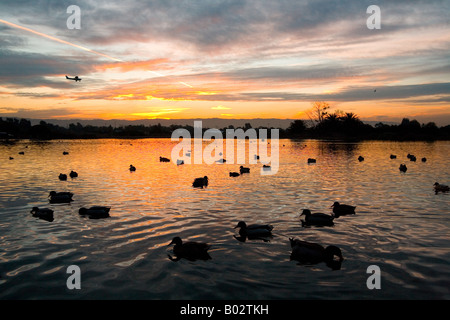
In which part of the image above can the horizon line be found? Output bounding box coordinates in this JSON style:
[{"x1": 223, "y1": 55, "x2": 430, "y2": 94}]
[{"x1": 2, "y1": 116, "x2": 446, "y2": 127}]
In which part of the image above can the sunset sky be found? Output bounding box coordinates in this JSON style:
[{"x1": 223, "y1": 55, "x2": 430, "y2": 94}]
[{"x1": 0, "y1": 0, "x2": 449, "y2": 125}]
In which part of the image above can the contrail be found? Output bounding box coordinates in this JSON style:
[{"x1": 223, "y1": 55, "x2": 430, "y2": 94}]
[
  {"x1": 0, "y1": 19, "x2": 192, "y2": 88},
  {"x1": 0, "y1": 19, "x2": 122, "y2": 62}
]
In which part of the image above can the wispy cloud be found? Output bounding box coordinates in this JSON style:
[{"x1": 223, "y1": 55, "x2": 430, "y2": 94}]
[{"x1": 131, "y1": 108, "x2": 190, "y2": 119}]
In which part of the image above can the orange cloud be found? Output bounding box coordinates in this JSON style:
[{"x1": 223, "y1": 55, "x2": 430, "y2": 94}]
[
  {"x1": 131, "y1": 108, "x2": 190, "y2": 119},
  {"x1": 98, "y1": 58, "x2": 170, "y2": 72}
]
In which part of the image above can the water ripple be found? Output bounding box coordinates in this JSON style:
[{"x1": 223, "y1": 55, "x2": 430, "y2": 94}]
[{"x1": 0, "y1": 139, "x2": 449, "y2": 299}]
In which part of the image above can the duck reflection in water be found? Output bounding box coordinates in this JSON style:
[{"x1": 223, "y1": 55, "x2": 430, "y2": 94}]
[
  {"x1": 167, "y1": 236, "x2": 212, "y2": 262},
  {"x1": 289, "y1": 238, "x2": 344, "y2": 270}
]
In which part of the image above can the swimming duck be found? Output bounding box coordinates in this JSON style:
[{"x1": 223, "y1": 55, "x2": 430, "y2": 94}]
[
  {"x1": 63, "y1": 151, "x2": 69, "y2": 155},
  {"x1": 30, "y1": 207, "x2": 54, "y2": 222},
  {"x1": 48, "y1": 191, "x2": 73, "y2": 203},
  {"x1": 331, "y1": 202, "x2": 356, "y2": 217},
  {"x1": 216, "y1": 158, "x2": 226, "y2": 163},
  {"x1": 193, "y1": 176, "x2": 208, "y2": 188},
  {"x1": 59, "y1": 173, "x2": 68, "y2": 181},
  {"x1": 129, "y1": 164, "x2": 136, "y2": 171},
  {"x1": 300, "y1": 209, "x2": 334, "y2": 227},
  {"x1": 79, "y1": 206, "x2": 110, "y2": 219},
  {"x1": 307, "y1": 158, "x2": 316, "y2": 164},
  {"x1": 262, "y1": 165, "x2": 271, "y2": 170},
  {"x1": 229, "y1": 172, "x2": 240, "y2": 177},
  {"x1": 434, "y1": 182, "x2": 449, "y2": 194},
  {"x1": 69, "y1": 170, "x2": 78, "y2": 178},
  {"x1": 289, "y1": 238, "x2": 343, "y2": 270},
  {"x1": 239, "y1": 166, "x2": 250, "y2": 174},
  {"x1": 421, "y1": 157, "x2": 427, "y2": 162},
  {"x1": 168, "y1": 236, "x2": 211, "y2": 261},
  {"x1": 177, "y1": 160, "x2": 184, "y2": 165},
  {"x1": 399, "y1": 164, "x2": 407, "y2": 172},
  {"x1": 409, "y1": 155, "x2": 417, "y2": 162},
  {"x1": 390, "y1": 155, "x2": 397, "y2": 159},
  {"x1": 18, "y1": 151, "x2": 24, "y2": 155},
  {"x1": 234, "y1": 221, "x2": 273, "y2": 238},
  {"x1": 9, "y1": 157, "x2": 13, "y2": 160},
  {"x1": 358, "y1": 156, "x2": 364, "y2": 162},
  {"x1": 159, "y1": 156, "x2": 170, "y2": 162}
]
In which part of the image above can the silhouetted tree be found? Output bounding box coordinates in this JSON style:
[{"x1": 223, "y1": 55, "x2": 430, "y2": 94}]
[
  {"x1": 422, "y1": 122, "x2": 439, "y2": 137},
  {"x1": 287, "y1": 120, "x2": 306, "y2": 136},
  {"x1": 304, "y1": 101, "x2": 331, "y2": 126}
]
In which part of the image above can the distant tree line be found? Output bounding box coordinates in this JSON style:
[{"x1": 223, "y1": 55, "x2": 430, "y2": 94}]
[
  {"x1": 0, "y1": 118, "x2": 179, "y2": 139},
  {"x1": 1, "y1": 115, "x2": 449, "y2": 141},
  {"x1": 285, "y1": 102, "x2": 450, "y2": 140}
]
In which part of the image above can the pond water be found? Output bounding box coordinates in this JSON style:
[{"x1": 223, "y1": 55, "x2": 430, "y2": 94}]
[{"x1": 0, "y1": 139, "x2": 449, "y2": 299}]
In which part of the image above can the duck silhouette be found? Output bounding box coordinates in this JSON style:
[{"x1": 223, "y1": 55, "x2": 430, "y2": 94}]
[
  {"x1": 159, "y1": 156, "x2": 170, "y2": 162},
  {"x1": 193, "y1": 176, "x2": 208, "y2": 188},
  {"x1": 434, "y1": 182, "x2": 449, "y2": 194},
  {"x1": 30, "y1": 207, "x2": 54, "y2": 222},
  {"x1": 69, "y1": 170, "x2": 78, "y2": 178},
  {"x1": 48, "y1": 191, "x2": 73, "y2": 203},
  {"x1": 300, "y1": 209, "x2": 334, "y2": 227},
  {"x1": 229, "y1": 172, "x2": 240, "y2": 177},
  {"x1": 129, "y1": 165, "x2": 136, "y2": 171},
  {"x1": 79, "y1": 206, "x2": 110, "y2": 219},
  {"x1": 168, "y1": 236, "x2": 211, "y2": 261},
  {"x1": 358, "y1": 156, "x2": 364, "y2": 162},
  {"x1": 399, "y1": 164, "x2": 407, "y2": 173},
  {"x1": 307, "y1": 158, "x2": 316, "y2": 164},
  {"x1": 234, "y1": 221, "x2": 273, "y2": 241},
  {"x1": 59, "y1": 173, "x2": 68, "y2": 181},
  {"x1": 289, "y1": 238, "x2": 343, "y2": 270},
  {"x1": 331, "y1": 202, "x2": 356, "y2": 218},
  {"x1": 239, "y1": 166, "x2": 250, "y2": 174},
  {"x1": 390, "y1": 154, "x2": 397, "y2": 159}
]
